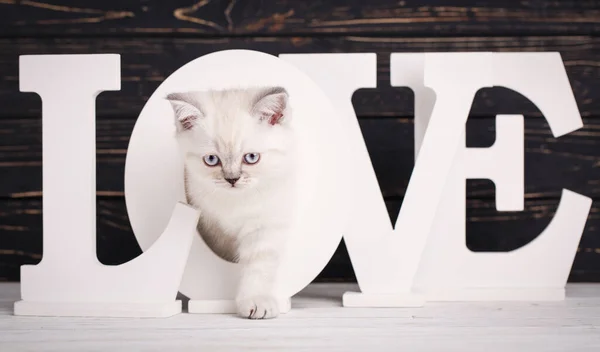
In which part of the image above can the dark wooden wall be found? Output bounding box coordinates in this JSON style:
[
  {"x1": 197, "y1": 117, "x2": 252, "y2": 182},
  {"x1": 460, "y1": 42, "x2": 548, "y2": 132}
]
[{"x1": 0, "y1": 0, "x2": 599, "y2": 282}]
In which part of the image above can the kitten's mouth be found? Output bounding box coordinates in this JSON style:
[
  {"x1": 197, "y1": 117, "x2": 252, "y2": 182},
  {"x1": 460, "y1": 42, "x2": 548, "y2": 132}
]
[
  {"x1": 217, "y1": 180, "x2": 247, "y2": 189},
  {"x1": 223, "y1": 183, "x2": 242, "y2": 189}
]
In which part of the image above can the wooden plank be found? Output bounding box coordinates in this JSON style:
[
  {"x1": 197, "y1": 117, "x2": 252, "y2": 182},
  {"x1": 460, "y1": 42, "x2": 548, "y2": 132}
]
[
  {"x1": 0, "y1": 199, "x2": 142, "y2": 282},
  {"x1": 1, "y1": 283, "x2": 600, "y2": 351},
  {"x1": 0, "y1": 119, "x2": 132, "y2": 198},
  {"x1": 0, "y1": 198, "x2": 598, "y2": 282},
  {"x1": 0, "y1": 117, "x2": 598, "y2": 199},
  {"x1": 1, "y1": 36, "x2": 599, "y2": 118},
  {"x1": 0, "y1": 0, "x2": 598, "y2": 37}
]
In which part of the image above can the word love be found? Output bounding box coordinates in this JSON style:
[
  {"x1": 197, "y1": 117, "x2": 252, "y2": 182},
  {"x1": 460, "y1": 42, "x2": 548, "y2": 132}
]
[{"x1": 14, "y1": 50, "x2": 591, "y2": 318}]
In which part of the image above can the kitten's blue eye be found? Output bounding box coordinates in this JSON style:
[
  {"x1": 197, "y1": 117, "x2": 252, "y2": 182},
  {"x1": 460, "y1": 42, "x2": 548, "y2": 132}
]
[
  {"x1": 243, "y1": 153, "x2": 260, "y2": 165},
  {"x1": 203, "y1": 154, "x2": 220, "y2": 167}
]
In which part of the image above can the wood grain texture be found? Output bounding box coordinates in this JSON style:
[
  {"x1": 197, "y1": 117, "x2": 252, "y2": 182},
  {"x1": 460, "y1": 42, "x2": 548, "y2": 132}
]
[
  {"x1": 0, "y1": 117, "x2": 598, "y2": 199},
  {"x1": 0, "y1": 199, "x2": 141, "y2": 281},
  {"x1": 1, "y1": 282, "x2": 600, "y2": 351},
  {"x1": 1, "y1": 36, "x2": 599, "y2": 118},
  {"x1": 0, "y1": 198, "x2": 598, "y2": 282},
  {"x1": 0, "y1": 0, "x2": 598, "y2": 36}
]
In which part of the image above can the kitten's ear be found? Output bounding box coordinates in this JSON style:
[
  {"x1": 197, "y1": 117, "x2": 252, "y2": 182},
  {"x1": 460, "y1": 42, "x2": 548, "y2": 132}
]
[
  {"x1": 166, "y1": 92, "x2": 204, "y2": 131},
  {"x1": 252, "y1": 87, "x2": 289, "y2": 126}
]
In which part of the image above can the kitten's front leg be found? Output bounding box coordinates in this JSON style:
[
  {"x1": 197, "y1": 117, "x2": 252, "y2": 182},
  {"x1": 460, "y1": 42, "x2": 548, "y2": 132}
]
[{"x1": 235, "y1": 228, "x2": 284, "y2": 319}]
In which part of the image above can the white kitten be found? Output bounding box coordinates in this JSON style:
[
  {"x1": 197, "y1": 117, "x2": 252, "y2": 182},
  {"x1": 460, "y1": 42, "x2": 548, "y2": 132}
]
[{"x1": 167, "y1": 87, "x2": 296, "y2": 319}]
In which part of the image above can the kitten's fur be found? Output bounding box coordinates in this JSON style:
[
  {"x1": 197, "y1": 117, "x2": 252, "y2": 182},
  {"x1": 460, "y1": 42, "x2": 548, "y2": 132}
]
[{"x1": 167, "y1": 87, "x2": 296, "y2": 319}]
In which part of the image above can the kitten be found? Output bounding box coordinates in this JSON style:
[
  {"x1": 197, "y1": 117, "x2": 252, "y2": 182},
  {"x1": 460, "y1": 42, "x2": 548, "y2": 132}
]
[{"x1": 167, "y1": 86, "x2": 296, "y2": 319}]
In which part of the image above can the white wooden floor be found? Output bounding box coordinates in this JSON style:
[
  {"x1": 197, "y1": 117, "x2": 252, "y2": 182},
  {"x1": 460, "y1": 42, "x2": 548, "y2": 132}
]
[{"x1": 1, "y1": 283, "x2": 599, "y2": 351}]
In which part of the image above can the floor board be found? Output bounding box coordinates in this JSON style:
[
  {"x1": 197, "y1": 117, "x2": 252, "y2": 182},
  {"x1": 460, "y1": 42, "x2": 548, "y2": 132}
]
[{"x1": 0, "y1": 283, "x2": 599, "y2": 351}]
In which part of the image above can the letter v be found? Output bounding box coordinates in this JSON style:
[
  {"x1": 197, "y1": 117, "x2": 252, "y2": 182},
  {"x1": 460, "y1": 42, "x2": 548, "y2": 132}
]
[{"x1": 282, "y1": 53, "x2": 493, "y2": 307}]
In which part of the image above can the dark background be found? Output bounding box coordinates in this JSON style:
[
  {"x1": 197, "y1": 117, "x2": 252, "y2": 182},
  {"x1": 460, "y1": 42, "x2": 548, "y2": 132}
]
[{"x1": 0, "y1": 0, "x2": 599, "y2": 282}]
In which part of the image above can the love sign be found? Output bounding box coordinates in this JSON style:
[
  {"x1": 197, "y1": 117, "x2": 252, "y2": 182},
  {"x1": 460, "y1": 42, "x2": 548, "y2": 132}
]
[{"x1": 13, "y1": 50, "x2": 592, "y2": 318}]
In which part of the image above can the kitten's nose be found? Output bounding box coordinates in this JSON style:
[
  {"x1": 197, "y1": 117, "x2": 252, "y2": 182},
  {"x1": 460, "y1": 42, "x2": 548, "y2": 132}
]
[{"x1": 225, "y1": 177, "x2": 240, "y2": 186}]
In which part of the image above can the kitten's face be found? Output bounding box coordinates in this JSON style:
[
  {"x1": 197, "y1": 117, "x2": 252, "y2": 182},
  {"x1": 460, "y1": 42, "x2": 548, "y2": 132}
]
[{"x1": 167, "y1": 87, "x2": 293, "y2": 193}]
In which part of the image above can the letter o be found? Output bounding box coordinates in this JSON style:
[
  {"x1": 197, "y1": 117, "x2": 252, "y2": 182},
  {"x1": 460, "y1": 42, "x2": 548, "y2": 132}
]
[{"x1": 124, "y1": 50, "x2": 352, "y2": 302}]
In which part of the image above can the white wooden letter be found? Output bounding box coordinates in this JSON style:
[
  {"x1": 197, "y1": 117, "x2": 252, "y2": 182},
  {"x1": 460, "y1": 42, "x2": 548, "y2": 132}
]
[
  {"x1": 392, "y1": 52, "x2": 592, "y2": 301},
  {"x1": 125, "y1": 50, "x2": 351, "y2": 314},
  {"x1": 15, "y1": 54, "x2": 200, "y2": 318},
  {"x1": 283, "y1": 53, "x2": 494, "y2": 307}
]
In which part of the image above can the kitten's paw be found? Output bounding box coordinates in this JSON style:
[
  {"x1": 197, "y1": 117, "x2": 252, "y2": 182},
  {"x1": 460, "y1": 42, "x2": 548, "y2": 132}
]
[{"x1": 236, "y1": 295, "x2": 279, "y2": 319}]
